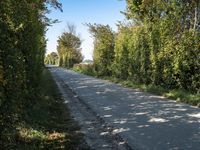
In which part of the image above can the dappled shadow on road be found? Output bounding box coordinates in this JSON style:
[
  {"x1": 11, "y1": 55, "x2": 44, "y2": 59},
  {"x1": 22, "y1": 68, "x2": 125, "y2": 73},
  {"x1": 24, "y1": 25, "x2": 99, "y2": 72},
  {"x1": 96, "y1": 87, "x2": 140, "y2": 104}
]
[{"x1": 52, "y1": 68, "x2": 200, "y2": 150}]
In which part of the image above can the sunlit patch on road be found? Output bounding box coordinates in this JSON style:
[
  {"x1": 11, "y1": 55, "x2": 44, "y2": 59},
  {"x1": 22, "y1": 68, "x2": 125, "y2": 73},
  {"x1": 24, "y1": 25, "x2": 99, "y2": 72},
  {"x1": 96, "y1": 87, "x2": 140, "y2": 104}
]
[{"x1": 148, "y1": 117, "x2": 169, "y2": 123}]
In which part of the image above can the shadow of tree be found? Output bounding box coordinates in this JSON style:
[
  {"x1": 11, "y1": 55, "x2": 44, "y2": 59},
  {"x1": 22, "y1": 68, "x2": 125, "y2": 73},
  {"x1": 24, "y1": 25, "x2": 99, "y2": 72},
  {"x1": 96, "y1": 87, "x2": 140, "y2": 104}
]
[{"x1": 54, "y1": 68, "x2": 200, "y2": 150}]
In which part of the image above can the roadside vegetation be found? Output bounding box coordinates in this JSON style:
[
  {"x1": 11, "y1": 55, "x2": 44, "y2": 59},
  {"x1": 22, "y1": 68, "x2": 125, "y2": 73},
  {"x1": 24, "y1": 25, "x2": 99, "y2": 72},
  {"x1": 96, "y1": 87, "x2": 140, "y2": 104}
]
[
  {"x1": 57, "y1": 23, "x2": 83, "y2": 68},
  {"x1": 1, "y1": 69, "x2": 89, "y2": 149},
  {"x1": 45, "y1": 52, "x2": 59, "y2": 66},
  {"x1": 1, "y1": 0, "x2": 198, "y2": 148},
  {"x1": 46, "y1": 1, "x2": 200, "y2": 107},
  {"x1": 0, "y1": 0, "x2": 88, "y2": 149},
  {"x1": 73, "y1": 1, "x2": 200, "y2": 106},
  {"x1": 73, "y1": 64, "x2": 200, "y2": 107},
  {"x1": 73, "y1": 64, "x2": 95, "y2": 76},
  {"x1": 0, "y1": 0, "x2": 62, "y2": 145}
]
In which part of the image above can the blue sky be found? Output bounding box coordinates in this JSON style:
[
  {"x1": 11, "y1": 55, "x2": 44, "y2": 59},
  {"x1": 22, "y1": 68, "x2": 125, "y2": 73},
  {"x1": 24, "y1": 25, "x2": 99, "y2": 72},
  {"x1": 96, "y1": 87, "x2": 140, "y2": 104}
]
[{"x1": 46, "y1": 0, "x2": 126, "y2": 60}]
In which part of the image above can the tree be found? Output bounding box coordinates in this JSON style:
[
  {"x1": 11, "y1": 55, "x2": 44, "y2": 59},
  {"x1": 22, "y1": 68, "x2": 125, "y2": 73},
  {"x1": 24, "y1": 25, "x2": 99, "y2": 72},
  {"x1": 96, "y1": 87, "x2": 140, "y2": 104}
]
[
  {"x1": 121, "y1": 0, "x2": 200, "y2": 92},
  {"x1": 87, "y1": 24, "x2": 115, "y2": 76},
  {"x1": 57, "y1": 24, "x2": 83, "y2": 68},
  {"x1": 0, "y1": 0, "x2": 62, "y2": 143},
  {"x1": 45, "y1": 52, "x2": 59, "y2": 65},
  {"x1": 113, "y1": 26, "x2": 130, "y2": 79}
]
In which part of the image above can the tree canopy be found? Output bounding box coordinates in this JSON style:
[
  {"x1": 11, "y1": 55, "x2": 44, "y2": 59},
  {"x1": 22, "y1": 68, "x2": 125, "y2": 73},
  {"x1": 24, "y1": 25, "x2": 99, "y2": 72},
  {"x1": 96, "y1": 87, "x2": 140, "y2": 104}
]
[
  {"x1": 87, "y1": 24, "x2": 115, "y2": 76},
  {"x1": 87, "y1": 0, "x2": 200, "y2": 93},
  {"x1": 57, "y1": 24, "x2": 83, "y2": 68},
  {"x1": 0, "y1": 0, "x2": 62, "y2": 143},
  {"x1": 45, "y1": 52, "x2": 59, "y2": 65}
]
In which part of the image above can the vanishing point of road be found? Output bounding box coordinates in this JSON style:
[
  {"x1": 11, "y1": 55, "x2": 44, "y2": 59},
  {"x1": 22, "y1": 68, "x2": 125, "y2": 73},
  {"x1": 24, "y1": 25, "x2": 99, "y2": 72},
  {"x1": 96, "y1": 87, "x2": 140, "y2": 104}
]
[{"x1": 49, "y1": 66, "x2": 200, "y2": 150}]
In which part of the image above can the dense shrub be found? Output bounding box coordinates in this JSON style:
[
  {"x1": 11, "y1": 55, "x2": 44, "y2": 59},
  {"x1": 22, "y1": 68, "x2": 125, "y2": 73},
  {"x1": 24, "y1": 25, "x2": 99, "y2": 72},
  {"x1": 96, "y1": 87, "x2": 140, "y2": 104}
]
[
  {"x1": 57, "y1": 24, "x2": 83, "y2": 68},
  {"x1": 86, "y1": 1, "x2": 200, "y2": 94},
  {"x1": 114, "y1": 1, "x2": 200, "y2": 93},
  {"x1": 73, "y1": 63, "x2": 95, "y2": 76},
  {"x1": 87, "y1": 24, "x2": 115, "y2": 76},
  {"x1": 0, "y1": 0, "x2": 62, "y2": 141},
  {"x1": 45, "y1": 52, "x2": 59, "y2": 65}
]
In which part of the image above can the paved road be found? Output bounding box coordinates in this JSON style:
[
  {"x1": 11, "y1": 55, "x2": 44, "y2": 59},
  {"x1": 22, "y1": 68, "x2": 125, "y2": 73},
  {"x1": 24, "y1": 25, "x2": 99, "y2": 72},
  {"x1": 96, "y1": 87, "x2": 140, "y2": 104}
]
[{"x1": 50, "y1": 67, "x2": 200, "y2": 150}]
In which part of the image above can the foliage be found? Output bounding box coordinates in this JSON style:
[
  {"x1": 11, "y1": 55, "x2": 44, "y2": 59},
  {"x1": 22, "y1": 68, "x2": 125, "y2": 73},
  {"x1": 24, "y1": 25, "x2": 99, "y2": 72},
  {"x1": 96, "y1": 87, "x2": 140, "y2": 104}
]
[
  {"x1": 80, "y1": 0, "x2": 200, "y2": 105},
  {"x1": 0, "y1": 0, "x2": 62, "y2": 145},
  {"x1": 0, "y1": 69, "x2": 89, "y2": 149},
  {"x1": 73, "y1": 63, "x2": 96, "y2": 76},
  {"x1": 106, "y1": 77, "x2": 200, "y2": 106},
  {"x1": 57, "y1": 24, "x2": 83, "y2": 68},
  {"x1": 45, "y1": 52, "x2": 59, "y2": 65},
  {"x1": 87, "y1": 24, "x2": 115, "y2": 76},
  {"x1": 111, "y1": 0, "x2": 200, "y2": 93}
]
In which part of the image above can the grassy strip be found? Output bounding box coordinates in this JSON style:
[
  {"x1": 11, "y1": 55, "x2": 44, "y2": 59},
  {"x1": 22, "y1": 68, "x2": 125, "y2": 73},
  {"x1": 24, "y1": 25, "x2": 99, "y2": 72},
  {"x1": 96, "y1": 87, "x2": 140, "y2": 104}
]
[
  {"x1": 73, "y1": 68, "x2": 200, "y2": 107},
  {"x1": 1, "y1": 69, "x2": 89, "y2": 150}
]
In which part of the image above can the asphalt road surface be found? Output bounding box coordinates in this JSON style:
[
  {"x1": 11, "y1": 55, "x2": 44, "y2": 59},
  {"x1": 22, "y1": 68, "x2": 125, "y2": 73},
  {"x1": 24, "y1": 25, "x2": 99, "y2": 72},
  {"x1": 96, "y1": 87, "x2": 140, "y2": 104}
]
[{"x1": 49, "y1": 66, "x2": 200, "y2": 150}]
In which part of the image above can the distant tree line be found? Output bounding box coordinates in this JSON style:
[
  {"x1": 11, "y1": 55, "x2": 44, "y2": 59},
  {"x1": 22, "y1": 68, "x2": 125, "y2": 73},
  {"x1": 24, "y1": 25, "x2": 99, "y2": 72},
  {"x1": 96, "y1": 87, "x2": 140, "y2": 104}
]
[
  {"x1": 45, "y1": 52, "x2": 59, "y2": 65},
  {"x1": 88, "y1": 0, "x2": 200, "y2": 93},
  {"x1": 0, "y1": 0, "x2": 61, "y2": 141},
  {"x1": 56, "y1": 23, "x2": 83, "y2": 68}
]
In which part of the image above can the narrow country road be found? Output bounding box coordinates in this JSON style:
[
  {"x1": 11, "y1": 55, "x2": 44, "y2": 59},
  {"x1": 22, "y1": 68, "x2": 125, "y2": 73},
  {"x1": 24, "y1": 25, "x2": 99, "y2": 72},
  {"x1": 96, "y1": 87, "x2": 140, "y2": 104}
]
[{"x1": 49, "y1": 66, "x2": 200, "y2": 150}]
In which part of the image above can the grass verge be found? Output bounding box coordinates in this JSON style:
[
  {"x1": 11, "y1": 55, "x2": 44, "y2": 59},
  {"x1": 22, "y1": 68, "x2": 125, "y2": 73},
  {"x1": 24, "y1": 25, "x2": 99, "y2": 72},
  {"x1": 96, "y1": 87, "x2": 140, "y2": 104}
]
[
  {"x1": 103, "y1": 77, "x2": 200, "y2": 107},
  {"x1": 1, "y1": 68, "x2": 89, "y2": 150},
  {"x1": 73, "y1": 68, "x2": 200, "y2": 107}
]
